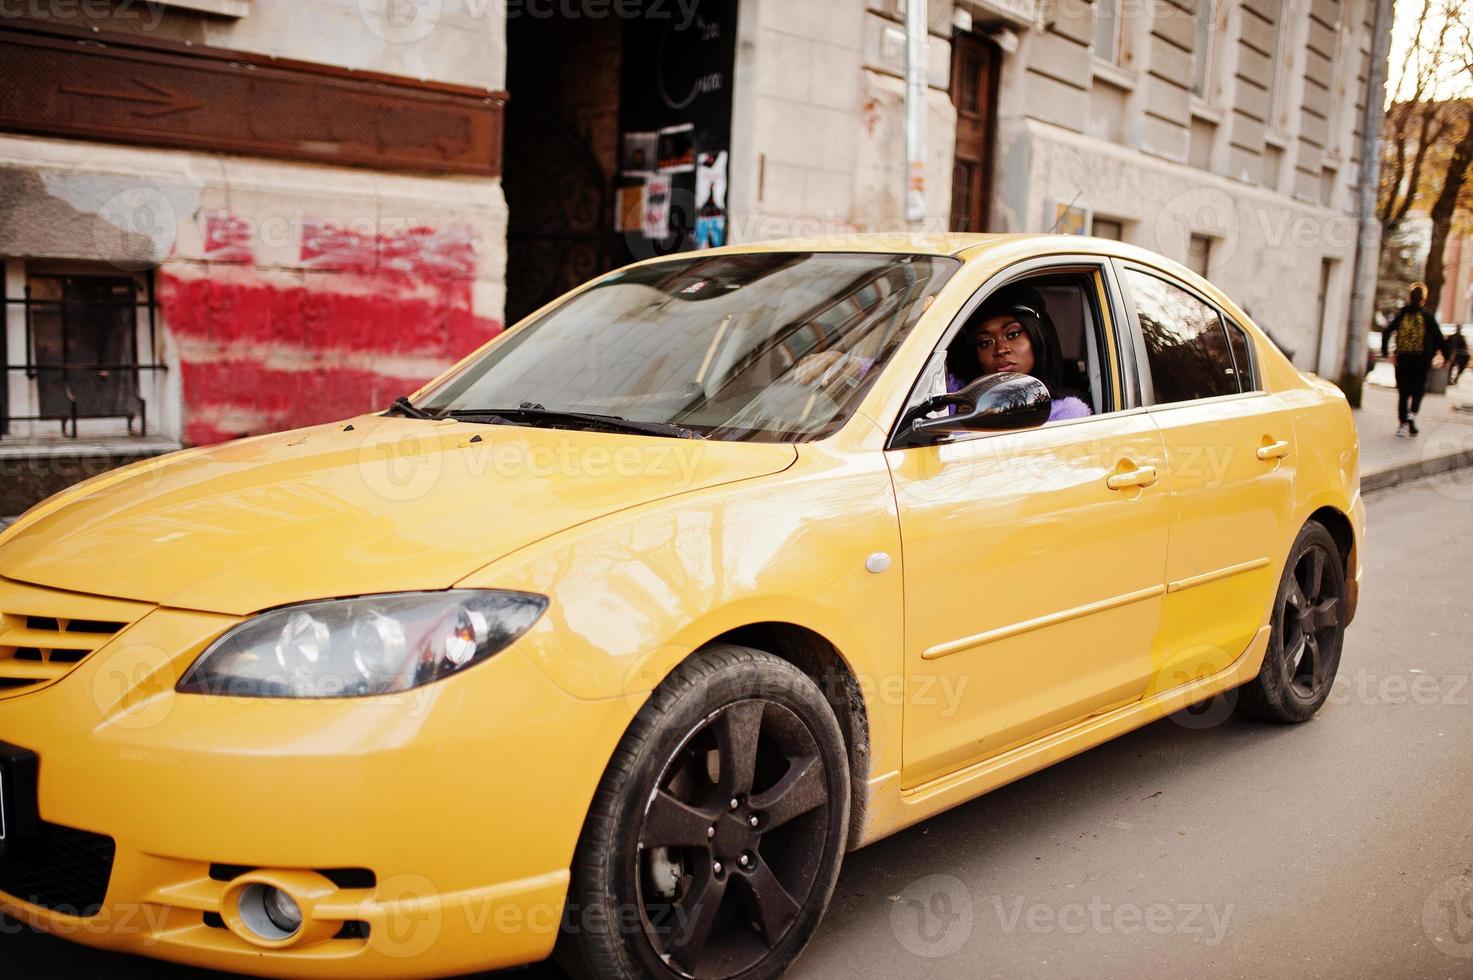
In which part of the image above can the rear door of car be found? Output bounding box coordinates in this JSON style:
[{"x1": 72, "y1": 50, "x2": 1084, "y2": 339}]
[{"x1": 1113, "y1": 261, "x2": 1297, "y2": 695}]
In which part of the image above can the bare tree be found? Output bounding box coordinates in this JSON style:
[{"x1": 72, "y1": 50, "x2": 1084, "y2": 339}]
[
  {"x1": 1422, "y1": 105, "x2": 1473, "y2": 310},
  {"x1": 1379, "y1": 0, "x2": 1458, "y2": 239},
  {"x1": 1424, "y1": 8, "x2": 1473, "y2": 310}
]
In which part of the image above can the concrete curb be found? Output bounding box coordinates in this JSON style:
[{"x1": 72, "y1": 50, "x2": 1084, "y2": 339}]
[{"x1": 1361, "y1": 448, "x2": 1473, "y2": 494}]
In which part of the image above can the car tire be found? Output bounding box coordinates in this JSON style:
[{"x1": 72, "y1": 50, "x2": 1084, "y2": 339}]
[
  {"x1": 1237, "y1": 521, "x2": 1347, "y2": 723},
  {"x1": 556, "y1": 644, "x2": 850, "y2": 980}
]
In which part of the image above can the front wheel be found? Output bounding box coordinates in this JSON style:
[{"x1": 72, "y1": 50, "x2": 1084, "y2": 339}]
[
  {"x1": 557, "y1": 645, "x2": 850, "y2": 980},
  {"x1": 1238, "y1": 521, "x2": 1347, "y2": 722}
]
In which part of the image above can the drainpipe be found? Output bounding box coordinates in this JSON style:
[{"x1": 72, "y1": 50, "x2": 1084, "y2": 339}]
[
  {"x1": 905, "y1": 0, "x2": 928, "y2": 227},
  {"x1": 1340, "y1": 0, "x2": 1393, "y2": 407}
]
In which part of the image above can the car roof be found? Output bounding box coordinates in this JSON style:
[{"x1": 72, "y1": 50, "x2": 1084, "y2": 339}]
[{"x1": 653, "y1": 232, "x2": 1174, "y2": 266}]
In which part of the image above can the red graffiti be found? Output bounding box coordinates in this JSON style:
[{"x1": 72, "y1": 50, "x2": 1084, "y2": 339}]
[
  {"x1": 300, "y1": 221, "x2": 478, "y2": 279},
  {"x1": 201, "y1": 210, "x2": 256, "y2": 264},
  {"x1": 160, "y1": 215, "x2": 499, "y2": 445},
  {"x1": 177, "y1": 361, "x2": 439, "y2": 446},
  {"x1": 160, "y1": 276, "x2": 498, "y2": 357}
]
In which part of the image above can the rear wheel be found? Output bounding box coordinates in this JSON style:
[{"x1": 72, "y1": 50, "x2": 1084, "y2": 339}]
[
  {"x1": 1238, "y1": 521, "x2": 1346, "y2": 722},
  {"x1": 558, "y1": 645, "x2": 850, "y2": 980}
]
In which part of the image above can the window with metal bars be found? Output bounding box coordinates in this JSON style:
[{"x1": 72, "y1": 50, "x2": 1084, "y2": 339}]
[{"x1": 2, "y1": 265, "x2": 165, "y2": 439}]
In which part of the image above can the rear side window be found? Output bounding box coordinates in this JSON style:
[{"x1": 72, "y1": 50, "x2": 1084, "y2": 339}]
[
  {"x1": 1223, "y1": 319, "x2": 1258, "y2": 391},
  {"x1": 1125, "y1": 269, "x2": 1239, "y2": 404}
]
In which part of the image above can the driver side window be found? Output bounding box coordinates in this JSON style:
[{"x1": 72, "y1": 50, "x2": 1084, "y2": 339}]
[{"x1": 910, "y1": 270, "x2": 1114, "y2": 426}]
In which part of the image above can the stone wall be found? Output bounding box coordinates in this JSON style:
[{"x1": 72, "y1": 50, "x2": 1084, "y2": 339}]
[{"x1": 0, "y1": 1, "x2": 508, "y2": 448}]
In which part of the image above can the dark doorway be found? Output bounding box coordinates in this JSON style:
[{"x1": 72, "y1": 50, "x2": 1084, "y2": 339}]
[
  {"x1": 949, "y1": 33, "x2": 1000, "y2": 233},
  {"x1": 503, "y1": 16, "x2": 622, "y2": 325},
  {"x1": 502, "y1": 4, "x2": 741, "y2": 326}
]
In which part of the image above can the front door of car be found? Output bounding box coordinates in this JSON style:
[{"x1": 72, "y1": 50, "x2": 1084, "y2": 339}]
[
  {"x1": 1115, "y1": 263, "x2": 1298, "y2": 695},
  {"x1": 885, "y1": 264, "x2": 1171, "y2": 789}
]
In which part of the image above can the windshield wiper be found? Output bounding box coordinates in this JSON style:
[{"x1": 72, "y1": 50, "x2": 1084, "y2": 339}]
[
  {"x1": 384, "y1": 396, "x2": 439, "y2": 420},
  {"x1": 445, "y1": 407, "x2": 704, "y2": 440}
]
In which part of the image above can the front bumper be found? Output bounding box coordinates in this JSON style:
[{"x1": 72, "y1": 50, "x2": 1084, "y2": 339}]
[{"x1": 0, "y1": 605, "x2": 634, "y2": 978}]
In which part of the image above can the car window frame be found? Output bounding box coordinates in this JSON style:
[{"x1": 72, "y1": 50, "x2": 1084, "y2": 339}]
[
  {"x1": 1221, "y1": 314, "x2": 1260, "y2": 392},
  {"x1": 1112, "y1": 258, "x2": 1265, "y2": 411},
  {"x1": 886, "y1": 254, "x2": 1135, "y2": 450}
]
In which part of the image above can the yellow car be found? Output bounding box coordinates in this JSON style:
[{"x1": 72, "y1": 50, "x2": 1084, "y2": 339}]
[{"x1": 0, "y1": 235, "x2": 1361, "y2": 980}]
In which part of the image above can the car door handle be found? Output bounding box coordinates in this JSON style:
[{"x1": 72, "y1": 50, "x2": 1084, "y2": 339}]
[
  {"x1": 1256, "y1": 440, "x2": 1291, "y2": 461},
  {"x1": 1106, "y1": 465, "x2": 1158, "y2": 491}
]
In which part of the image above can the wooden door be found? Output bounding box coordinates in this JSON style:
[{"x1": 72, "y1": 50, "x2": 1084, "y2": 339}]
[{"x1": 950, "y1": 34, "x2": 999, "y2": 233}]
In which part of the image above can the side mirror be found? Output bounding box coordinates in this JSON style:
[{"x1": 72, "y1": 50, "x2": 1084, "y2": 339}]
[{"x1": 906, "y1": 372, "x2": 1051, "y2": 441}]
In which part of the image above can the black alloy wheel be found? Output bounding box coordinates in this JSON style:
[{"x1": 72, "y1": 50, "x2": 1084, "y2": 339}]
[
  {"x1": 557, "y1": 645, "x2": 850, "y2": 980},
  {"x1": 1239, "y1": 521, "x2": 1347, "y2": 722}
]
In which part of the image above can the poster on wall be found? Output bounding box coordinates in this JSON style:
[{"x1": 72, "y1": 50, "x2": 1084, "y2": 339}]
[
  {"x1": 616, "y1": 0, "x2": 738, "y2": 258},
  {"x1": 615, "y1": 181, "x2": 647, "y2": 233},
  {"x1": 657, "y1": 123, "x2": 696, "y2": 173},
  {"x1": 1048, "y1": 199, "x2": 1092, "y2": 235},
  {"x1": 643, "y1": 175, "x2": 673, "y2": 240},
  {"x1": 621, "y1": 132, "x2": 658, "y2": 175},
  {"x1": 695, "y1": 150, "x2": 728, "y2": 249}
]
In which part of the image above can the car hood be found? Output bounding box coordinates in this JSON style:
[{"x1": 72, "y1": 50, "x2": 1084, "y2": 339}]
[{"x1": 0, "y1": 416, "x2": 796, "y2": 615}]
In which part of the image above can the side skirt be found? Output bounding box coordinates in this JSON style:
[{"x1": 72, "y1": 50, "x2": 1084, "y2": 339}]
[{"x1": 853, "y1": 624, "x2": 1272, "y2": 849}]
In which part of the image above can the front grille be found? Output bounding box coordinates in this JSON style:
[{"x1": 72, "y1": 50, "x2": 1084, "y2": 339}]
[
  {"x1": 0, "y1": 578, "x2": 152, "y2": 697},
  {"x1": 0, "y1": 822, "x2": 116, "y2": 917}
]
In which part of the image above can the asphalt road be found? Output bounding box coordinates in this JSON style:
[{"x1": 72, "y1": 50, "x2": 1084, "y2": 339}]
[{"x1": 6, "y1": 477, "x2": 1473, "y2": 979}]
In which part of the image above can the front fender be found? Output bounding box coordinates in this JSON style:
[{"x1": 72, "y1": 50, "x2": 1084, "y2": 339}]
[{"x1": 455, "y1": 445, "x2": 907, "y2": 779}]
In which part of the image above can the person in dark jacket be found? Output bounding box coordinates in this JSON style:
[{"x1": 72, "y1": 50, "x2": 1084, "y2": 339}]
[
  {"x1": 1450, "y1": 325, "x2": 1469, "y2": 385},
  {"x1": 1382, "y1": 283, "x2": 1449, "y2": 437}
]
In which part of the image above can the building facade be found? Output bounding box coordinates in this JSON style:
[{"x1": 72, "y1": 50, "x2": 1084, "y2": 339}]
[{"x1": 0, "y1": 0, "x2": 1385, "y2": 511}]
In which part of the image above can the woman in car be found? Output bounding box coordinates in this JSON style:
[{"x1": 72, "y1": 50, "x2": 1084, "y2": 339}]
[
  {"x1": 794, "y1": 284, "x2": 1093, "y2": 423},
  {"x1": 943, "y1": 285, "x2": 1093, "y2": 421}
]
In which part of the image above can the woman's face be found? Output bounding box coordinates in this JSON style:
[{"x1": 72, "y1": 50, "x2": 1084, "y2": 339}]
[{"x1": 974, "y1": 314, "x2": 1036, "y2": 377}]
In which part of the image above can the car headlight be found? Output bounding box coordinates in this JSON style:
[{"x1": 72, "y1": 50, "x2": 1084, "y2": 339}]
[{"x1": 177, "y1": 591, "x2": 547, "y2": 698}]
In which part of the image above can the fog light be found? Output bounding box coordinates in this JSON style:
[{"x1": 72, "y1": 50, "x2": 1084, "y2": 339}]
[
  {"x1": 264, "y1": 886, "x2": 303, "y2": 934},
  {"x1": 238, "y1": 884, "x2": 303, "y2": 942},
  {"x1": 221, "y1": 870, "x2": 340, "y2": 949}
]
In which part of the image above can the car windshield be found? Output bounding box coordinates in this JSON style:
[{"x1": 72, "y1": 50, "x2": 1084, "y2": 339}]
[{"x1": 416, "y1": 251, "x2": 960, "y2": 441}]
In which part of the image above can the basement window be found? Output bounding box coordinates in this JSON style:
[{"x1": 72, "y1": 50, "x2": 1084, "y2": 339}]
[{"x1": 2, "y1": 264, "x2": 166, "y2": 439}]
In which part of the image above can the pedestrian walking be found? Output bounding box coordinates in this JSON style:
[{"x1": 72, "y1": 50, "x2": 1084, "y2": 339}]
[
  {"x1": 1381, "y1": 282, "x2": 1449, "y2": 437},
  {"x1": 1450, "y1": 325, "x2": 1469, "y2": 385}
]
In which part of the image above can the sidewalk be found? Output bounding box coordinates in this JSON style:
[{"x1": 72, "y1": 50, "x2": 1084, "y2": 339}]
[
  {"x1": 1354, "y1": 371, "x2": 1473, "y2": 492},
  {"x1": 0, "y1": 380, "x2": 1467, "y2": 529}
]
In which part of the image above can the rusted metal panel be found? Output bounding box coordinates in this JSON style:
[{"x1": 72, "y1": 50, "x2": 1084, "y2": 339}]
[{"x1": 0, "y1": 21, "x2": 506, "y2": 177}]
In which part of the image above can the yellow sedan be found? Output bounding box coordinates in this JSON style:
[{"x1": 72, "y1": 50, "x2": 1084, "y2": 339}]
[{"x1": 0, "y1": 234, "x2": 1361, "y2": 979}]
